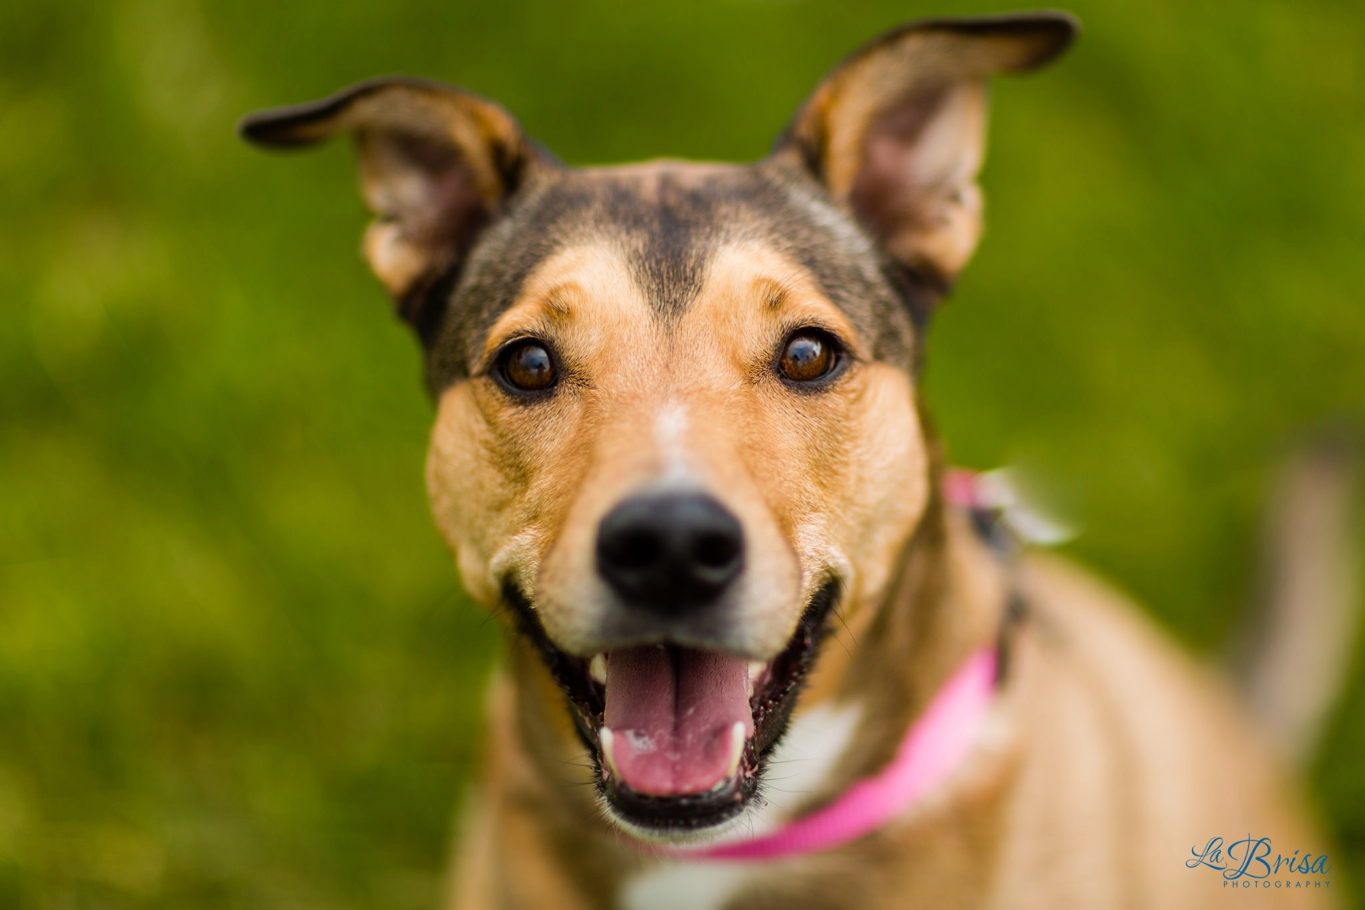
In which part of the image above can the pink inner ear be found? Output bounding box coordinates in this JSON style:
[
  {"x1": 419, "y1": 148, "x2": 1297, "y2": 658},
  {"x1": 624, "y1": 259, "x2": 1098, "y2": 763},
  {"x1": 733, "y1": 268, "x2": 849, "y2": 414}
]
[
  {"x1": 847, "y1": 88, "x2": 949, "y2": 249},
  {"x1": 360, "y1": 131, "x2": 493, "y2": 316},
  {"x1": 369, "y1": 133, "x2": 489, "y2": 251},
  {"x1": 845, "y1": 82, "x2": 985, "y2": 281}
]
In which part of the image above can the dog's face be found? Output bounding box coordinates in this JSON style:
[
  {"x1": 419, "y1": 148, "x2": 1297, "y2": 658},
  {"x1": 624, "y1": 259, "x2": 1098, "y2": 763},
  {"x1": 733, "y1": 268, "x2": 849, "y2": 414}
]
[
  {"x1": 431, "y1": 164, "x2": 926, "y2": 653},
  {"x1": 242, "y1": 14, "x2": 1075, "y2": 840}
]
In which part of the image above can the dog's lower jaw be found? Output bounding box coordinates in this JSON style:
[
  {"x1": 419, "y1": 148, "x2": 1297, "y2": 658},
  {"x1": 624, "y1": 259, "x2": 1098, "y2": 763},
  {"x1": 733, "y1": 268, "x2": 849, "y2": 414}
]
[{"x1": 595, "y1": 790, "x2": 758, "y2": 847}]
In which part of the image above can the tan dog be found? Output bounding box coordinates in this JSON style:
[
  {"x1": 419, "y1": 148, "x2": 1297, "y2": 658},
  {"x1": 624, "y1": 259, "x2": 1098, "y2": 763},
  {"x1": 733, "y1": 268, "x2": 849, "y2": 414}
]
[{"x1": 240, "y1": 13, "x2": 1349, "y2": 908}]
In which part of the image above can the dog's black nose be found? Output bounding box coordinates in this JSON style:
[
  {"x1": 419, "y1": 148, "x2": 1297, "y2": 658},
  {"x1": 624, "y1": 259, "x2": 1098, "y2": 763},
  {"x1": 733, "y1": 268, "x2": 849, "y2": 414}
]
[{"x1": 596, "y1": 493, "x2": 745, "y2": 613}]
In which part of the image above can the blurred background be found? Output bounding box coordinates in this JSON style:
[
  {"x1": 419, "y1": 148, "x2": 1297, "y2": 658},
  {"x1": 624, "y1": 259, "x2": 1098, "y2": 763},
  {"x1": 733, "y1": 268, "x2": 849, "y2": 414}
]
[{"x1": 2, "y1": 0, "x2": 1362, "y2": 906}]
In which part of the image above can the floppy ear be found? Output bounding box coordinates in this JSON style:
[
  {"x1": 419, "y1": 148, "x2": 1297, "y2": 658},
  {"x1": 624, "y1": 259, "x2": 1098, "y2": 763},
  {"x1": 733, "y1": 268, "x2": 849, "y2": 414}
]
[
  {"x1": 774, "y1": 13, "x2": 1077, "y2": 290},
  {"x1": 239, "y1": 77, "x2": 554, "y2": 339}
]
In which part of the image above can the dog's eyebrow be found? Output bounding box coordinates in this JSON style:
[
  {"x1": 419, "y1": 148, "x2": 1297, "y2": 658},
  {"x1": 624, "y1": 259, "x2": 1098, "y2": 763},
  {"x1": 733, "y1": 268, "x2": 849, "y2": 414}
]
[
  {"x1": 537, "y1": 286, "x2": 577, "y2": 318},
  {"x1": 756, "y1": 277, "x2": 793, "y2": 311},
  {"x1": 472, "y1": 286, "x2": 583, "y2": 374},
  {"x1": 758, "y1": 268, "x2": 808, "y2": 311},
  {"x1": 487, "y1": 284, "x2": 581, "y2": 345}
]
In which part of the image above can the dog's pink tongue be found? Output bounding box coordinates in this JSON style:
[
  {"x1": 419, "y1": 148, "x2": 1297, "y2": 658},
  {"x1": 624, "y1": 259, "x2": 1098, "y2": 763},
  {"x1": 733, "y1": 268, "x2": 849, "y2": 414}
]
[{"x1": 603, "y1": 645, "x2": 754, "y2": 796}]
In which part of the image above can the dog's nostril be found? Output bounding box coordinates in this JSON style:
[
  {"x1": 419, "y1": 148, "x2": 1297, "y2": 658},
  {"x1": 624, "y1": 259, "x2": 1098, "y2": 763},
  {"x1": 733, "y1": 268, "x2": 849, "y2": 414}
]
[
  {"x1": 596, "y1": 492, "x2": 745, "y2": 614},
  {"x1": 615, "y1": 535, "x2": 662, "y2": 569},
  {"x1": 693, "y1": 532, "x2": 740, "y2": 570}
]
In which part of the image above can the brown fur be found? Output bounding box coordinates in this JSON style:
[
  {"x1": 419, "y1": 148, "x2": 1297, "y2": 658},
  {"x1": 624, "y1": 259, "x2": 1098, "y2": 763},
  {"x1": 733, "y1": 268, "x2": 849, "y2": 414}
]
[{"x1": 240, "y1": 12, "x2": 1337, "y2": 909}]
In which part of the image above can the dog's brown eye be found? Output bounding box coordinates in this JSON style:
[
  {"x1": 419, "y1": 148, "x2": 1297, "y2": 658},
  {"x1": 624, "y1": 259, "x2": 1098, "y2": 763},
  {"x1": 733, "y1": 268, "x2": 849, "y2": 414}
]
[
  {"x1": 779, "y1": 332, "x2": 835, "y2": 383},
  {"x1": 500, "y1": 340, "x2": 557, "y2": 392}
]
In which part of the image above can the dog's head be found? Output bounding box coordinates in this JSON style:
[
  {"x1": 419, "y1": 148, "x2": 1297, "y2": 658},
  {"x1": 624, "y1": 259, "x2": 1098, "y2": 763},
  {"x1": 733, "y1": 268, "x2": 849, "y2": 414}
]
[{"x1": 241, "y1": 13, "x2": 1075, "y2": 841}]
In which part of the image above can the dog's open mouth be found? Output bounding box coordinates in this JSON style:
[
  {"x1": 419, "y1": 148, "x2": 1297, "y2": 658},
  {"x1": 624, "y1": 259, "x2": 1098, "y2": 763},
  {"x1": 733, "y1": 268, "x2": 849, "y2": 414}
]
[{"x1": 506, "y1": 581, "x2": 839, "y2": 838}]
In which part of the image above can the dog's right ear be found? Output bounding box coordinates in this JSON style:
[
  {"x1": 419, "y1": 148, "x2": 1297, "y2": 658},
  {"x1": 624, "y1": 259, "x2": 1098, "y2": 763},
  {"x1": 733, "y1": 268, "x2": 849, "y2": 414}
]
[{"x1": 239, "y1": 77, "x2": 554, "y2": 338}]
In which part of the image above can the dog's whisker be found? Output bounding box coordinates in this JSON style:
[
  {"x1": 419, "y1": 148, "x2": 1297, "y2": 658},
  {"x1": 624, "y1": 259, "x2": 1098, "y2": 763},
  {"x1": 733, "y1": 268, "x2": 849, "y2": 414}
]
[{"x1": 833, "y1": 603, "x2": 858, "y2": 650}]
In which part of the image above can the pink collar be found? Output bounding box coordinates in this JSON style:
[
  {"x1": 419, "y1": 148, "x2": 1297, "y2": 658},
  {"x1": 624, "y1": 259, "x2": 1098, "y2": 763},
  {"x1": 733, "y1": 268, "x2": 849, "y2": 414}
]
[{"x1": 671, "y1": 647, "x2": 998, "y2": 862}]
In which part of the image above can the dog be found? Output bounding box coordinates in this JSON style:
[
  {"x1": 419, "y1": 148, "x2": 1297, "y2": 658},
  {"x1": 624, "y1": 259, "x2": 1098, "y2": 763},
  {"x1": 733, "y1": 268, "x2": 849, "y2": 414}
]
[{"x1": 240, "y1": 12, "x2": 1351, "y2": 909}]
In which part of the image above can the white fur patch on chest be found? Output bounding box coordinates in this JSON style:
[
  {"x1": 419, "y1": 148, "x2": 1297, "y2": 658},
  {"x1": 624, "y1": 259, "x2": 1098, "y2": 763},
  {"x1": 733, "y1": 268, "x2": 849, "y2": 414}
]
[
  {"x1": 618, "y1": 700, "x2": 864, "y2": 910},
  {"x1": 749, "y1": 699, "x2": 865, "y2": 832},
  {"x1": 619, "y1": 862, "x2": 752, "y2": 910}
]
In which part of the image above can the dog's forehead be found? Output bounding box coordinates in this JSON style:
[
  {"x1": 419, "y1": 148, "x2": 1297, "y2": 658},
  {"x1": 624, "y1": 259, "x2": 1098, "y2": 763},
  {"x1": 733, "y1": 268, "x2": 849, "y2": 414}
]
[{"x1": 425, "y1": 161, "x2": 918, "y2": 387}]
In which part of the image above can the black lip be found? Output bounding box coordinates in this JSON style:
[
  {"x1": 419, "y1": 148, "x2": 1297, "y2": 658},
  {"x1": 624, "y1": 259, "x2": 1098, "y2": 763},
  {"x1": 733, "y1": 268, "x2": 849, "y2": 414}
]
[
  {"x1": 502, "y1": 579, "x2": 842, "y2": 835},
  {"x1": 605, "y1": 770, "x2": 755, "y2": 832}
]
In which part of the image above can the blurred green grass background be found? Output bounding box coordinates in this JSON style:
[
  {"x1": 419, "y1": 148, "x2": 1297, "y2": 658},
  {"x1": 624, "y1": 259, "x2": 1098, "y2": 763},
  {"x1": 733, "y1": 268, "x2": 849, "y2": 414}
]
[{"x1": 1, "y1": 0, "x2": 1363, "y2": 906}]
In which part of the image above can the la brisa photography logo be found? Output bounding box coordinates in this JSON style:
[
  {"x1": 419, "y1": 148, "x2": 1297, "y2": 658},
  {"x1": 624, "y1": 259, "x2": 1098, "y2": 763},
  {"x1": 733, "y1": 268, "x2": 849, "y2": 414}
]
[{"x1": 1187, "y1": 835, "x2": 1331, "y2": 892}]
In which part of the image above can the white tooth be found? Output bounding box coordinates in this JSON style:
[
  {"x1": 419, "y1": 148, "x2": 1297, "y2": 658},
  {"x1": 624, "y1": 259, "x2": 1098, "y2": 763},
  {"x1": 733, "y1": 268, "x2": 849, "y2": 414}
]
[
  {"x1": 725, "y1": 721, "x2": 746, "y2": 777},
  {"x1": 590, "y1": 653, "x2": 608, "y2": 686},
  {"x1": 748, "y1": 660, "x2": 766, "y2": 682},
  {"x1": 599, "y1": 727, "x2": 618, "y2": 780}
]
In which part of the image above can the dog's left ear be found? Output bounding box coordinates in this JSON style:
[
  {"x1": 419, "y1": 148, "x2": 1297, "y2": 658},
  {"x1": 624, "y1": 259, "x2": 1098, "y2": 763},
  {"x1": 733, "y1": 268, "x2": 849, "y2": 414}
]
[{"x1": 773, "y1": 13, "x2": 1078, "y2": 289}]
